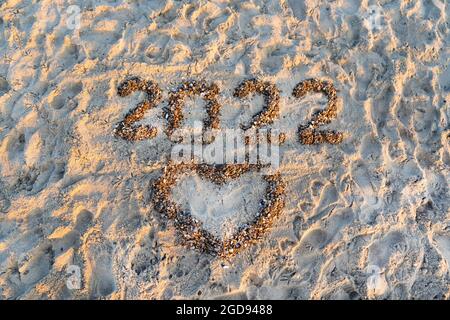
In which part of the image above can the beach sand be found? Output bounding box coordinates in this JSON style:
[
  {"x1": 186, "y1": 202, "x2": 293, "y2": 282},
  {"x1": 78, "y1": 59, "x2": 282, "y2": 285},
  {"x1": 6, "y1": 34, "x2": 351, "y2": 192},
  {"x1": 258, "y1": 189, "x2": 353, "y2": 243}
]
[{"x1": 0, "y1": 0, "x2": 449, "y2": 299}]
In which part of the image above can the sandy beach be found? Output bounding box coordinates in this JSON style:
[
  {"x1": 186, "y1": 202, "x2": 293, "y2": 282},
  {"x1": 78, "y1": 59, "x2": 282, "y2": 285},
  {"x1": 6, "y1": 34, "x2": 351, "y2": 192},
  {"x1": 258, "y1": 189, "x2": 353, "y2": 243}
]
[{"x1": 0, "y1": 0, "x2": 449, "y2": 300}]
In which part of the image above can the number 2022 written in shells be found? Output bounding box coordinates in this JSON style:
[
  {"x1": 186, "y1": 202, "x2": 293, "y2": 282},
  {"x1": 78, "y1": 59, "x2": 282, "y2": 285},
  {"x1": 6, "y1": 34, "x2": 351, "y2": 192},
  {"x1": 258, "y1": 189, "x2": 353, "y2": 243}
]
[{"x1": 113, "y1": 77, "x2": 344, "y2": 259}]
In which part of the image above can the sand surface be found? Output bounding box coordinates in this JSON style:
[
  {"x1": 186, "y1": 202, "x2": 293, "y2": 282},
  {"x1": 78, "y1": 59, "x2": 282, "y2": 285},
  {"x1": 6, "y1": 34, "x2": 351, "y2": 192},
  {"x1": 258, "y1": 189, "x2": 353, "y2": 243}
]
[{"x1": 0, "y1": 0, "x2": 449, "y2": 299}]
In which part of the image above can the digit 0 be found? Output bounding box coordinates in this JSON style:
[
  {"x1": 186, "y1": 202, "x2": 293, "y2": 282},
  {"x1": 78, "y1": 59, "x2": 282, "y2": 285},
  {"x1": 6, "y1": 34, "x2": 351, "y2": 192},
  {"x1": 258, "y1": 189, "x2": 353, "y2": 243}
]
[{"x1": 166, "y1": 80, "x2": 221, "y2": 139}]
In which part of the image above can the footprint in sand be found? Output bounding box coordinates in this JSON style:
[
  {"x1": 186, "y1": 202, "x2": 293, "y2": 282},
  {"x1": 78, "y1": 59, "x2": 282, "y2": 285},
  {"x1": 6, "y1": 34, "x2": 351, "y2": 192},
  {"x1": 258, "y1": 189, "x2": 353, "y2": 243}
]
[
  {"x1": 0, "y1": 129, "x2": 26, "y2": 166},
  {"x1": 359, "y1": 134, "x2": 382, "y2": 163},
  {"x1": 48, "y1": 81, "x2": 83, "y2": 110},
  {"x1": 350, "y1": 161, "x2": 380, "y2": 223},
  {"x1": 365, "y1": 230, "x2": 423, "y2": 298},
  {"x1": 367, "y1": 231, "x2": 408, "y2": 270},
  {"x1": 292, "y1": 227, "x2": 329, "y2": 282},
  {"x1": 7, "y1": 208, "x2": 95, "y2": 299},
  {"x1": 411, "y1": 240, "x2": 448, "y2": 299},
  {"x1": 432, "y1": 229, "x2": 450, "y2": 273},
  {"x1": 0, "y1": 76, "x2": 10, "y2": 96},
  {"x1": 82, "y1": 229, "x2": 115, "y2": 299},
  {"x1": 0, "y1": 190, "x2": 10, "y2": 213},
  {"x1": 287, "y1": 0, "x2": 307, "y2": 20},
  {"x1": 293, "y1": 208, "x2": 354, "y2": 273},
  {"x1": 18, "y1": 241, "x2": 54, "y2": 287},
  {"x1": 49, "y1": 208, "x2": 94, "y2": 255},
  {"x1": 160, "y1": 253, "x2": 211, "y2": 297},
  {"x1": 129, "y1": 226, "x2": 159, "y2": 276}
]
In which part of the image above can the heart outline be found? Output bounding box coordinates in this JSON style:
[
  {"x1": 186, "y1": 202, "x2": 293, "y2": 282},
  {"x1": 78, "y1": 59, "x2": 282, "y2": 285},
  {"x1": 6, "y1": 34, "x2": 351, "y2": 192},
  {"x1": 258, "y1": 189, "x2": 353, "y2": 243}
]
[{"x1": 152, "y1": 163, "x2": 286, "y2": 258}]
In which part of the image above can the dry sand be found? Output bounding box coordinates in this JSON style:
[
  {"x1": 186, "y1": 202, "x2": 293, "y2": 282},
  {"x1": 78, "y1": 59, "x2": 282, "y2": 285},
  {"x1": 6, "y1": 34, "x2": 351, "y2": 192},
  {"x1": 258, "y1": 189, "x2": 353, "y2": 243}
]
[{"x1": 0, "y1": 0, "x2": 449, "y2": 299}]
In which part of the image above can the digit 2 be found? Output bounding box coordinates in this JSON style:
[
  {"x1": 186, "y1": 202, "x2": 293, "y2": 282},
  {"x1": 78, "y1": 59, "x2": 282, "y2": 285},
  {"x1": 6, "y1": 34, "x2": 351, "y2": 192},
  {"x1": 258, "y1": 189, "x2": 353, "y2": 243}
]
[
  {"x1": 234, "y1": 79, "x2": 281, "y2": 130},
  {"x1": 114, "y1": 77, "x2": 162, "y2": 141},
  {"x1": 292, "y1": 79, "x2": 343, "y2": 145}
]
